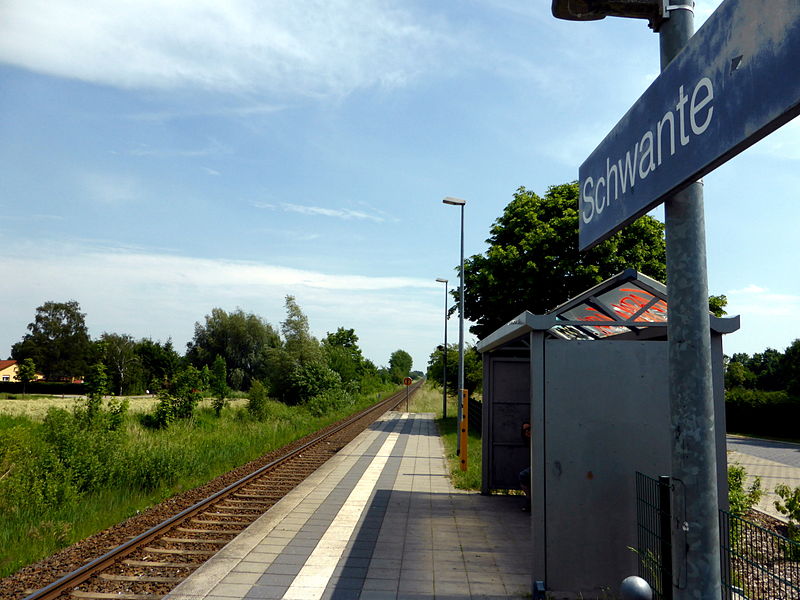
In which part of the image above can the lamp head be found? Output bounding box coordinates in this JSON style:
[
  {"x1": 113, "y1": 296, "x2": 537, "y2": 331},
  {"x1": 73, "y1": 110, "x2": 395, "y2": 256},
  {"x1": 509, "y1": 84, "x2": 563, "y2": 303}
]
[
  {"x1": 442, "y1": 196, "x2": 466, "y2": 206},
  {"x1": 551, "y1": 0, "x2": 665, "y2": 28},
  {"x1": 435, "y1": 278, "x2": 448, "y2": 284}
]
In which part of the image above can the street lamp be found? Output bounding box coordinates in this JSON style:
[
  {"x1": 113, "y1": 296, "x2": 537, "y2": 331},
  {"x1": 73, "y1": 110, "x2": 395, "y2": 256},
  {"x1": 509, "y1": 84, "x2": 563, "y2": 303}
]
[
  {"x1": 442, "y1": 196, "x2": 466, "y2": 465},
  {"x1": 435, "y1": 278, "x2": 449, "y2": 419},
  {"x1": 551, "y1": 0, "x2": 665, "y2": 27},
  {"x1": 552, "y1": 2, "x2": 721, "y2": 598}
]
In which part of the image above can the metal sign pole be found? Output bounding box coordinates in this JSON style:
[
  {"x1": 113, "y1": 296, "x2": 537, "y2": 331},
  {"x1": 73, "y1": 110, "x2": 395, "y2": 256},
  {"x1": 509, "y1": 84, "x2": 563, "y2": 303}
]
[{"x1": 659, "y1": 2, "x2": 721, "y2": 597}]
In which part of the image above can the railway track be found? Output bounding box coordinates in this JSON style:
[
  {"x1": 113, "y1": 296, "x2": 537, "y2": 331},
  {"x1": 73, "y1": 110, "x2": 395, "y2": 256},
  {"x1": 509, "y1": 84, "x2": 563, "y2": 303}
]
[{"x1": 13, "y1": 382, "x2": 422, "y2": 600}]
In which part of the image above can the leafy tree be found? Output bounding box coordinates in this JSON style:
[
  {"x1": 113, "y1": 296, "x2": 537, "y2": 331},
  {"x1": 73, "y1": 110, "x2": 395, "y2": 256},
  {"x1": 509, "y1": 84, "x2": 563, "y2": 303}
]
[
  {"x1": 281, "y1": 295, "x2": 322, "y2": 363},
  {"x1": 426, "y1": 344, "x2": 482, "y2": 396},
  {"x1": 779, "y1": 339, "x2": 800, "y2": 398},
  {"x1": 99, "y1": 333, "x2": 139, "y2": 396},
  {"x1": 286, "y1": 361, "x2": 341, "y2": 405},
  {"x1": 389, "y1": 349, "x2": 413, "y2": 383},
  {"x1": 80, "y1": 363, "x2": 109, "y2": 425},
  {"x1": 247, "y1": 380, "x2": 269, "y2": 420},
  {"x1": 725, "y1": 360, "x2": 756, "y2": 390},
  {"x1": 209, "y1": 355, "x2": 229, "y2": 417},
  {"x1": 748, "y1": 348, "x2": 784, "y2": 391},
  {"x1": 323, "y1": 327, "x2": 365, "y2": 385},
  {"x1": 265, "y1": 297, "x2": 327, "y2": 403},
  {"x1": 708, "y1": 294, "x2": 728, "y2": 317},
  {"x1": 134, "y1": 338, "x2": 181, "y2": 392},
  {"x1": 170, "y1": 366, "x2": 206, "y2": 419},
  {"x1": 186, "y1": 308, "x2": 280, "y2": 387},
  {"x1": 16, "y1": 358, "x2": 37, "y2": 396},
  {"x1": 459, "y1": 184, "x2": 667, "y2": 340},
  {"x1": 11, "y1": 300, "x2": 93, "y2": 380},
  {"x1": 230, "y1": 368, "x2": 245, "y2": 391}
]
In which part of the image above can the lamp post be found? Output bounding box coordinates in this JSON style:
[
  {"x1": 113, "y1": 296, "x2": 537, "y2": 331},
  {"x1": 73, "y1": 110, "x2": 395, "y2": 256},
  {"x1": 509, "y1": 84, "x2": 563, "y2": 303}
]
[
  {"x1": 442, "y1": 196, "x2": 466, "y2": 461},
  {"x1": 552, "y1": 2, "x2": 720, "y2": 598},
  {"x1": 435, "y1": 278, "x2": 449, "y2": 419}
]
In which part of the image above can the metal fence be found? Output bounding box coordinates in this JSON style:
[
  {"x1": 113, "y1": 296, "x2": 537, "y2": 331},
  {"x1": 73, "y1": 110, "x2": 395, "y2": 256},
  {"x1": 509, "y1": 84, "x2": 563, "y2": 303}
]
[
  {"x1": 719, "y1": 509, "x2": 800, "y2": 599},
  {"x1": 635, "y1": 472, "x2": 673, "y2": 599},
  {"x1": 636, "y1": 472, "x2": 800, "y2": 599}
]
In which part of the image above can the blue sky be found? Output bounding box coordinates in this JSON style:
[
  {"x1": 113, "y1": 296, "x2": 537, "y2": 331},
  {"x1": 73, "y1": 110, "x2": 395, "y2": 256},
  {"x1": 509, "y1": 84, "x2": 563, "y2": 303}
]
[{"x1": 1, "y1": 0, "x2": 798, "y2": 372}]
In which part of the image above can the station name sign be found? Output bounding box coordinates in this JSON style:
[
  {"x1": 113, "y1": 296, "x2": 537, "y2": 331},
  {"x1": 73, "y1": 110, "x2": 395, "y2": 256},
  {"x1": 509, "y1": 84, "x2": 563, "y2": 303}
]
[{"x1": 579, "y1": 0, "x2": 800, "y2": 250}]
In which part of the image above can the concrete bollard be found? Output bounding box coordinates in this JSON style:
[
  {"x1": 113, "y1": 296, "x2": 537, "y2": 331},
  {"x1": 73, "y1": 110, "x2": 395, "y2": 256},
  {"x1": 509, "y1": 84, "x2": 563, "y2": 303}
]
[{"x1": 620, "y1": 576, "x2": 653, "y2": 600}]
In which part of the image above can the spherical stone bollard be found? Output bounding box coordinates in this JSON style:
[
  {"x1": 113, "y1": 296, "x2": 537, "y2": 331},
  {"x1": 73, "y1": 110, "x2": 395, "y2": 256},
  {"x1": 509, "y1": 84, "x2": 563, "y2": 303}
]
[{"x1": 620, "y1": 576, "x2": 653, "y2": 600}]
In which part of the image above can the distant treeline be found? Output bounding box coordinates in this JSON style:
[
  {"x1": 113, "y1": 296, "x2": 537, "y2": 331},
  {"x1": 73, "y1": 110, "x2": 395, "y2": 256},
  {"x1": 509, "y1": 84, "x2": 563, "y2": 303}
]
[
  {"x1": 725, "y1": 339, "x2": 800, "y2": 438},
  {"x1": 7, "y1": 298, "x2": 415, "y2": 406}
]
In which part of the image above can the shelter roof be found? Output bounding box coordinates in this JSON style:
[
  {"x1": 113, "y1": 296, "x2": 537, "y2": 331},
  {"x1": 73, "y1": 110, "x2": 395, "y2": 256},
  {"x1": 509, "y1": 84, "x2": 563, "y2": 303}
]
[{"x1": 476, "y1": 269, "x2": 740, "y2": 354}]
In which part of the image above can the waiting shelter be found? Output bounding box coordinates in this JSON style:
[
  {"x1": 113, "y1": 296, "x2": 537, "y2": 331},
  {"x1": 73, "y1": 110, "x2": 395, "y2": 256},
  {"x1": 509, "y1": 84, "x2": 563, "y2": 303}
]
[{"x1": 476, "y1": 269, "x2": 739, "y2": 598}]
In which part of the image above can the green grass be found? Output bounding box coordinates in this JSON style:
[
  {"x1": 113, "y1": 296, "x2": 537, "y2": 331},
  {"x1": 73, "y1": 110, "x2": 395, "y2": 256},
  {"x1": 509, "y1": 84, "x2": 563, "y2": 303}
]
[{"x1": 0, "y1": 386, "x2": 399, "y2": 578}]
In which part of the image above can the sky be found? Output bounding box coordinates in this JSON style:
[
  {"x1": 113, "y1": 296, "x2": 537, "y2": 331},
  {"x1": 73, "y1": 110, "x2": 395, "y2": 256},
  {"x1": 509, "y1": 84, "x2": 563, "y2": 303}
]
[{"x1": 1, "y1": 0, "x2": 798, "y2": 373}]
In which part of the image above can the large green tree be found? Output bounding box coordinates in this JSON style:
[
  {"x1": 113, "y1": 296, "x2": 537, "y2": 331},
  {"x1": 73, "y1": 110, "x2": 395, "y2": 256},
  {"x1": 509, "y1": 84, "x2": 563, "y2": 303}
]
[
  {"x1": 426, "y1": 344, "x2": 482, "y2": 397},
  {"x1": 134, "y1": 338, "x2": 181, "y2": 392},
  {"x1": 459, "y1": 183, "x2": 667, "y2": 340},
  {"x1": 11, "y1": 300, "x2": 93, "y2": 380},
  {"x1": 186, "y1": 308, "x2": 280, "y2": 386},
  {"x1": 99, "y1": 332, "x2": 139, "y2": 396},
  {"x1": 322, "y1": 327, "x2": 365, "y2": 385},
  {"x1": 266, "y1": 296, "x2": 339, "y2": 405},
  {"x1": 388, "y1": 349, "x2": 413, "y2": 383}
]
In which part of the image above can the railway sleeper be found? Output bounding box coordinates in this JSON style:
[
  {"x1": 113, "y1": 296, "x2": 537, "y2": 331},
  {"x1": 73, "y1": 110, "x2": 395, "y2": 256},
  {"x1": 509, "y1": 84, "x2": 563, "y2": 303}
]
[
  {"x1": 99, "y1": 574, "x2": 183, "y2": 583},
  {"x1": 123, "y1": 560, "x2": 196, "y2": 568},
  {"x1": 71, "y1": 592, "x2": 162, "y2": 600},
  {"x1": 143, "y1": 547, "x2": 216, "y2": 555},
  {"x1": 160, "y1": 537, "x2": 229, "y2": 544},
  {"x1": 176, "y1": 527, "x2": 238, "y2": 534}
]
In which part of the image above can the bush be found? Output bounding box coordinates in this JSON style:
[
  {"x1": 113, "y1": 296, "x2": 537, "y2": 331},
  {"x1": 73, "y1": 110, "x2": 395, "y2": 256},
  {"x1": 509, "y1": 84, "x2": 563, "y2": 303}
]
[
  {"x1": 304, "y1": 387, "x2": 354, "y2": 417},
  {"x1": 725, "y1": 387, "x2": 793, "y2": 406},
  {"x1": 774, "y1": 483, "x2": 800, "y2": 559},
  {"x1": 725, "y1": 389, "x2": 800, "y2": 438},
  {"x1": 247, "y1": 380, "x2": 269, "y2": 420},
  {"x1": 40, "y1": 407, "x2": 124, "y2": 493},
  {"x1": 141, "y1": 389, "x2": 177, "y2": 429},
  {"x1": 0, "y1": 427, "x2": 78, "y2": 516},
  {"x1": 286, "y1": 361, "x2": 341, "y2": 404},
  {"x1": 728, "y1": 463, "x2": 763, "y2": 517}
]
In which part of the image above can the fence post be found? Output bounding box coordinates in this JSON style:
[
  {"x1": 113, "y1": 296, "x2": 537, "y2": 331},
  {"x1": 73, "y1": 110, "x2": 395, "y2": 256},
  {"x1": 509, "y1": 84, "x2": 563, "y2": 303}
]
[{"x1": 659, "y1": 475, "x2": 673, "y2": 600}]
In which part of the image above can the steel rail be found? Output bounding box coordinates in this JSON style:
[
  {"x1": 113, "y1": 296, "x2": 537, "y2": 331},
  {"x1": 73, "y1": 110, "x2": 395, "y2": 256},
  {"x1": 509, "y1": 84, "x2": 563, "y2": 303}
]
[{"x1": 23, "y1": 381, "x2": 422, "y2": 600}]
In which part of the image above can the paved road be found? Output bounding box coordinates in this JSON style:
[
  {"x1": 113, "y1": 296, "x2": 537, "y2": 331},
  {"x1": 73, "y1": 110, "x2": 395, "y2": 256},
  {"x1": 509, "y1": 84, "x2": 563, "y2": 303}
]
[{"x1": 726, "y1": 435, "x2": 800, "y2": 468}]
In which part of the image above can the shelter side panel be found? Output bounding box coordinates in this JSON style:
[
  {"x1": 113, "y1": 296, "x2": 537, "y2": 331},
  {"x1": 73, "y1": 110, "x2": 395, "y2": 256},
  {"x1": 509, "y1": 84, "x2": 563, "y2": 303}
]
[{"x1": 542, "y1": 340, "x2": 670, "y2": 595}]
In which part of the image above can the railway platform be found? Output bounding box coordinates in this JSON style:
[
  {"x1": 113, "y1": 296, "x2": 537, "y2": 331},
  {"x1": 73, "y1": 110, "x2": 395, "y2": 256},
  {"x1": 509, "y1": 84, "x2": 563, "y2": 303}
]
[{"x1": 165, "y1": 411, "x2": 532, "y2": 600}]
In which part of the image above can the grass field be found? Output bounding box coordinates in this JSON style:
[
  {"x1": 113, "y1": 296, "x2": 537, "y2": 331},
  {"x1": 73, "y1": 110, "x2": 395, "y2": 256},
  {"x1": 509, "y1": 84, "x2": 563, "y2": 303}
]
[
  {"x1": 0, "y1": 395, "x2": 250, "y2": 420},
  {"x1": 0, "y1": 381, "x2": 482, "y2": 578},
  {"x1": 0, "y1": 386, "x2": 395, "y2": 578}
]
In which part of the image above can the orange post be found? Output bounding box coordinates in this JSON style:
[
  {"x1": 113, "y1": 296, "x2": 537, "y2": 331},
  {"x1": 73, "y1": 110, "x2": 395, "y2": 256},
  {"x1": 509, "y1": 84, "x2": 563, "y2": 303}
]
[{"x1": 459, "y1": 389, "x2": 469, "y2": 472}]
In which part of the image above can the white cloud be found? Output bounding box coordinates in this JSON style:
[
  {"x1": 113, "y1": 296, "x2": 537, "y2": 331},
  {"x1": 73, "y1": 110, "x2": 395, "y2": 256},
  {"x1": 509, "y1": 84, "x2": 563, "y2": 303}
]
[
  {"x1": 79, "y1": 172, "x2": 141, "y2": 204},
  {"x1": 128, "y1": 103, "x2": 286, "y2": 122},
  {"x1": 0, "y1": 0, "x2": 447, "y2": 97},
  {"x1": 282, "y1": 203, "x2": 385, "y2": 223},
  {"x1": 0, "y1": 242, "x2": 443, "y2": 367},
  {"x1": 726, "y1": 284, "x2": 800, "y2": 318},
  {"x1": 128, "y1": 139, "x2": 230, "y2": 158}
]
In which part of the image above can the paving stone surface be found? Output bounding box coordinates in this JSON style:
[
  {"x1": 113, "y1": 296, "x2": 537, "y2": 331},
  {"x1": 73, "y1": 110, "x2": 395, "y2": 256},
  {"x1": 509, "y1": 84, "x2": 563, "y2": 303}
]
[{"x1": 166, "y1": 412, "x2": 532, "y2": 600}]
